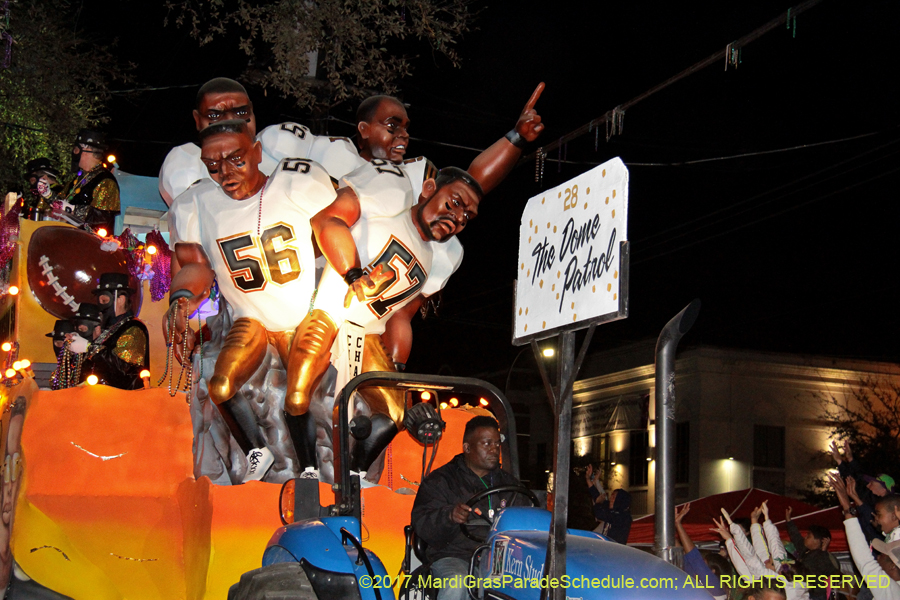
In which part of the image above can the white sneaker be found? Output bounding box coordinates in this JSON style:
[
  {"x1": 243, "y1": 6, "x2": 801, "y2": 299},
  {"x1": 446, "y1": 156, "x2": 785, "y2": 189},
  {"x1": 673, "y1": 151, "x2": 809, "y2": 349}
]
[
  {"x1": 243, "y1": 447, "x2": 274, "y2": 483},
  {"x1": 299, "y1": 466, "x2": 319, "y2": 480}
]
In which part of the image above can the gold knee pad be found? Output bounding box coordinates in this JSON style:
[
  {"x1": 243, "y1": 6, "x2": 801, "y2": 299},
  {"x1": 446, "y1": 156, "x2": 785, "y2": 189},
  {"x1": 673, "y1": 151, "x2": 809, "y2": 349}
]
[
  {"x1": 284, "y1": 309, "x2": 338, "y2": 416},
  {"x1": 208, "y1": 318, "x2": 268, "y2": 405},
  {"x1": 359, "y1": 334, "x2": 405, "y2": 429}
]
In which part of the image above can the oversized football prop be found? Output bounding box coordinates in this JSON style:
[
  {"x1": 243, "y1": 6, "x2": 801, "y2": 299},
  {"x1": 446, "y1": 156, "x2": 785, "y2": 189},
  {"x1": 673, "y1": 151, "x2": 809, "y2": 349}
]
[{"x1": 26, "y1": 226, "x2": 142, "y2": 319}]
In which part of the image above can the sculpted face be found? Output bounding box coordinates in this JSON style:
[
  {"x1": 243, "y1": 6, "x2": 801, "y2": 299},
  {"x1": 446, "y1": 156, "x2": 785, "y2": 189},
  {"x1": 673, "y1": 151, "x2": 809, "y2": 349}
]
[
  {"x1": 414, "y1": 179, "x2": 480, "y2": 242},
  {"x1": 201, "y1": 131, "x2": 265, "y2": 200},
  {"x1": 357, "y1": 99, "x2": 409, "y2": 163},
  {"x1": 194, "y1": 91, "x2": 256, "y2": 136},
  {"x1": 463, "y1": 426, "x2": 501, "y2": 476}
]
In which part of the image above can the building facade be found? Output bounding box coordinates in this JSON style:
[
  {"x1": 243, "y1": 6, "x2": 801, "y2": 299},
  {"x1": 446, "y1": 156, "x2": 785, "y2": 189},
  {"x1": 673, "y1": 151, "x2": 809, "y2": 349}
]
[{"x1": 508, "y1": 342, "x2": 900, "y2": 517}]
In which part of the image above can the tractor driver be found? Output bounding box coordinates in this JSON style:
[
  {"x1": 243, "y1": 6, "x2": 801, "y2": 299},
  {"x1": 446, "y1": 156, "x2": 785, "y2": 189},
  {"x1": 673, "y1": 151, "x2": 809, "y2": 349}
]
[{"x1": 411, "y1": 416, "x2": 529, "y2": 600}]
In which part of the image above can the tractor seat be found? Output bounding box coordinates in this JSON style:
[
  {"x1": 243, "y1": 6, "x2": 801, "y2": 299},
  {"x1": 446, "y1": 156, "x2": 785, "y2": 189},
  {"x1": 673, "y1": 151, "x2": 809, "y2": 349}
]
[{"x1": 404, "y1": 525, "x2": 430, "y2": 565}]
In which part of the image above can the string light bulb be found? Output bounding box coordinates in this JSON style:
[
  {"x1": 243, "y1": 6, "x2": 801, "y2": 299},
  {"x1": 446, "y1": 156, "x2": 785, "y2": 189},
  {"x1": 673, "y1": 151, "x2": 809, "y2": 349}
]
[
  {"x1": 1, "y1": 342, "x2": 11, "y2": 352},
  {"x1": 145, "y1": 245, "x2": 157, "y2": 255},
  {"x1": 86, "y1": 374, "x2": 99, "y2": 385},
  {"x1": 107, "y1": 154, "x2": 116, "y2": 164},
  {"x1": 4, "y1": 369, "x2": 14, "y2": 379},
  {"x1": 96, "y1": 228, "x2": 108, "y2": 238},
  {"x1": 449, "y1": 398, "x2": 459, "y2": 407},
  {"x1": 7, "y1": 286, "x2": 18, "y2": 296},
  {"x1": 479, "y1": 398, "x2": 489, "y2": 407},
  {"x1": 420, "y1": 390, "x2": 432, "y2": 401}
]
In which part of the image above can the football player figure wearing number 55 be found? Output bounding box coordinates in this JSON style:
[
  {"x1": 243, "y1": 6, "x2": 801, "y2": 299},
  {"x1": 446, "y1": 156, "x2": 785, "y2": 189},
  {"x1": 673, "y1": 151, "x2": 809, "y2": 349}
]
[{"x1": 166, "y1": 119, "x2": 339, "y2": 483}]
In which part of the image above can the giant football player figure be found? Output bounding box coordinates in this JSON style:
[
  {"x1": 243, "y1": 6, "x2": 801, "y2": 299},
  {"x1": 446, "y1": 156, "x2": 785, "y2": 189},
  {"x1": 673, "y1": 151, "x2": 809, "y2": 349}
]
[
  {"x1": 288, "y1": 161, "x2": 484, "y2": 478},
  {"x1": 167, "y1": 120, "x2": 339, "y2": 481}
]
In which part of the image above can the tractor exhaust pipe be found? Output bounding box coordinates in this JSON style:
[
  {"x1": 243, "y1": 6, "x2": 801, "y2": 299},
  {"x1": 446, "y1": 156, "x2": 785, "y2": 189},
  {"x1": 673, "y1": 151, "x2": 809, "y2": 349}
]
[{"x1": 654, "y1": 299, "x2": 700, "y2": 565}]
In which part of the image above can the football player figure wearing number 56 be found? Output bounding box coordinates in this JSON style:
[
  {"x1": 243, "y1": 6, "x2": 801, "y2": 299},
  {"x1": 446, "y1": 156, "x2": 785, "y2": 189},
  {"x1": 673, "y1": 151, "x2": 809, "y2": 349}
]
[{"x1": 167, "y1": 119, "x2": 338, "y2": 483}]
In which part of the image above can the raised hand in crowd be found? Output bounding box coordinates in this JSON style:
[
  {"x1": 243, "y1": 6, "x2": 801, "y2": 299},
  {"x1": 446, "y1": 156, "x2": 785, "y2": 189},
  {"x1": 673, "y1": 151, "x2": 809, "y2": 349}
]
[
  {"x1": 760, "y1": 499, "x2": 770, "y2": 522},
  {"x1": 843, "y1": 439, "x2": 854, "y2": 463},
  {"x1": 829, "y1": 440, "x2": 843, "y2": 465},
  {"x1": 846, "y1": 476, "x2": 864, "y2": 506},
  {"x1": 750, "y1": 504, "x2": 763, "y2": 525},
  {"x1": 710, "y1": 516, "x2": 732, "y2": 541},
  {"x1": 827, "y1": 472, "x2": 852, "y2": 511},
  {"x1": 720, "y1": 507, "x2": 734, "y2": 525}
]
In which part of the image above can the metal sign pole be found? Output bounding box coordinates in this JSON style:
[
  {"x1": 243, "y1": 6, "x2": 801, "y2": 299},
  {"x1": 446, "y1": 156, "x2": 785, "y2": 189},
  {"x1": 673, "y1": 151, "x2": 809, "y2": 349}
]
[{"x1": 546, "y1": 330, "x2": 573, "y2": 599}]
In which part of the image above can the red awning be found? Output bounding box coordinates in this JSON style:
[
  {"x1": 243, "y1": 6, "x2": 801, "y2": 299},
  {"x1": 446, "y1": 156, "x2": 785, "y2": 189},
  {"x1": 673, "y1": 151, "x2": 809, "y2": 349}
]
[{"x1": 629, "y1": 488, "x2": 847, "y2": 552}]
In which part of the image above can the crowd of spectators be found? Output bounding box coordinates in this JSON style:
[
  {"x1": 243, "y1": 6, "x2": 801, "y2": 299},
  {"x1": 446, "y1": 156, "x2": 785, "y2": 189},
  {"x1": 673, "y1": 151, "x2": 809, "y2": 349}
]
[{"x1": 601, "y1": 440, "x2": 900, "y2": 600}]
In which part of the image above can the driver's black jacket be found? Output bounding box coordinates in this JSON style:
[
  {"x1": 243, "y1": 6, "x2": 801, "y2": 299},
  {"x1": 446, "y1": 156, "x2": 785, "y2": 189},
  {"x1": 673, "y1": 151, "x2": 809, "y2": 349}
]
[{"x1": 411, "y1": 453, "x2": 527, "y2": 563}]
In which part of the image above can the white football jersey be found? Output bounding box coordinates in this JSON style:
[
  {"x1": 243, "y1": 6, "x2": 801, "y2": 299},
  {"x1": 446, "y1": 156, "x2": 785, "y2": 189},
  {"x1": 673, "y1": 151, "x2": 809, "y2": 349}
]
[
  {"x1": 340, "y1": 160, "x2": 464, "y2": 299},
  {"x1": 158, "y1": 122, "x2": 364, "y2": 206},
  {"x1": 315, "y1": 162, "x2": 463, "y2": 335},
  {"x1": 168, "y1": 158, "x2": 336, "y2": 332}
]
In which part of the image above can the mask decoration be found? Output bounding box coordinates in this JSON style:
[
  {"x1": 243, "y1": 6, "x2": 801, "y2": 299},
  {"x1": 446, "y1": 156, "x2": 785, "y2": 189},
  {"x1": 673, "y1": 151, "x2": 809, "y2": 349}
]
[{"x1": 37, "y1": 178, "x2": 52, "y2": 199}]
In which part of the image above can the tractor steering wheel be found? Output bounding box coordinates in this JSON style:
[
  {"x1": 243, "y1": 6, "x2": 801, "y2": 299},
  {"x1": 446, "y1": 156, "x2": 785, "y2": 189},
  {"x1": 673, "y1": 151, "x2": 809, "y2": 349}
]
[{"x1": 460, "y1": 484, "x2": 540, "y2": 542}]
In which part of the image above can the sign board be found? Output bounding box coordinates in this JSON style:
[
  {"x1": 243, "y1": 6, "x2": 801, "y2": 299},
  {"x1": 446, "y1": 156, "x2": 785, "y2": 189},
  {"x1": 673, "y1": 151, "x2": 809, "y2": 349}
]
[{"x1": 513, "y1": 157, "x2": 629, "y2": 345}]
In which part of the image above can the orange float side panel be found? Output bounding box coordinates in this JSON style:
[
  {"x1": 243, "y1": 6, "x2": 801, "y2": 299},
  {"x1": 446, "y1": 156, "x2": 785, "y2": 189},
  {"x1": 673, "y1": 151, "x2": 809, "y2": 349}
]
[{"x1": 3, "y1": 380, "x2": 489, "y2": 599}]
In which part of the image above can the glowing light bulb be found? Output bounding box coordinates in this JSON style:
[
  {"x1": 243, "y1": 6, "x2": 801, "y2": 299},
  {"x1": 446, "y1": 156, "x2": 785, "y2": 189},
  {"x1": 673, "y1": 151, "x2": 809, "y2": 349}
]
[
  {"x1": 140, "y1": 369, "x2": 151, "y2": 379},
  {"x1": 107, "y1": 154, "x2": 116, "y2": 164},
  {"x1": 146, "y1": 245, "x2": 157, "y2": 255},
  {"x1": 479, "y1": 398, "x2": 489, "y2": 407},
  {"x1": 87, "y1": 374, "x2": 99, "y2": 385},
  {"x1": 7, "y1": 286, "x2": 18, "y2": 296},
  {"x1": 440, "y1": 402, "x2": 448, "y2": 410},
  {"x1": 542, "y1": 348, "x2": 555, "y2": 358},
  {"x1": 11, "y1": 361, "x2": 20, "y2": 370},
  {"x1": 96, "y1": 228, "x2": 108, "y2": 238},
  {"x1": 449, "y1": 398, "x2": 459, "y2": 407},
  {"x1": 420, "y1": 390, "x2": 432, "y2": 401},
  {"x1": 1, "y1": 342, "x2": 11, "y2": 352},
  {"x1": 18, "y1": 360, "x2": 29, "y2": 369},
  {"x1": 4, "y1": 369, "x2": 14, "y2": 378}
]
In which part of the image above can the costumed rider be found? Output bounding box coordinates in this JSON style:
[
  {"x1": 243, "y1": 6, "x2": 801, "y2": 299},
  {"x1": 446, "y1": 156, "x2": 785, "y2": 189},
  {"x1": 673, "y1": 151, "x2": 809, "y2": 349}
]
[
  {"x1": 411, "y1": 416, "x2": 532, "y2": 600},
  {"x1": 159, "y1": 77, "x2": 363, "y2": 206},
  {"x1": 59, "y1": 129, "x2": 119, "y2": 232},
  {"x1": 289, "y1": 161, "x2": 484, "y2": 480},
  {"x1": 80, "y1": 273, "x2": 149, "y2": 390},
  {"x1": 46, "y1": 319, "x2": 74, "y2": 389},
  {"x1": 166, "y1": 119, "x2": 339, "y2": 483},
  {"x1": 46, "y1": 319, "x2": 75, "y2": 355},
  {"x1": 50, "y1": 303, "x2": 101, "y2": 390},
  {"x1": 23, "y1": 157, "x2": 61, "y2": 220}
]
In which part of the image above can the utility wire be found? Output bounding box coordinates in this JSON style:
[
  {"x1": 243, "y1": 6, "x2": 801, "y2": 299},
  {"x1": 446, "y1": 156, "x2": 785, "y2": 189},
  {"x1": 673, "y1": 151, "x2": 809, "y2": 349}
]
[
  {"x1": 634, "y1": 164, "x2": 900, "y2": 264},
  {"x1": 109, "y1": 83, "x2": 202, "y2": 95},
  {"x1": 637, "y1": 138, "x2": 900, "y2": 250},
  {"x1": 626, "y1": 130, "x2": 888, "y2": 167},
  {"x1": 520, "y1": 0, "x2": 825, "y2": 165}
]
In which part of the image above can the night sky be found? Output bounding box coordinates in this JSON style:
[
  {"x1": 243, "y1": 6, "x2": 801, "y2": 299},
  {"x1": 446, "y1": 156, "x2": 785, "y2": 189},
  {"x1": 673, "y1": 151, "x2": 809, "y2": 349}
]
[{"x1": 82, "y1": 0, "x2": 899, "y2": 379}]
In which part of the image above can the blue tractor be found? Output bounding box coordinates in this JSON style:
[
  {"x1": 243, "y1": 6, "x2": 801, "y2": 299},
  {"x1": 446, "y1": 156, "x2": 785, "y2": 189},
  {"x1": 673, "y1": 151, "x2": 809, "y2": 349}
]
[{"x1": 228, "y1": 372, "x2": 712, "y2": 600}]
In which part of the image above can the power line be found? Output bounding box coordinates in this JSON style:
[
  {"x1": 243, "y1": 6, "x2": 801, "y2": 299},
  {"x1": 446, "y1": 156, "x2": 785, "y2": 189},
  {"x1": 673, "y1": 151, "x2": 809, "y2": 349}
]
[
  {"x1": 109, "y1": 83, "x2": 202, "y2": 95},
  {"x1": 636, "y1": 137, "x2": 900, "y2": 251},
  {"x1": 626, "y1": 130, "x2": 888, "y2": 167},
  {"x1": 520, "y1": 0, "x2": 825, "y2": 166},
  {"x1": 634, "y1": 164, "x2": 900, "y2": 264}
]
